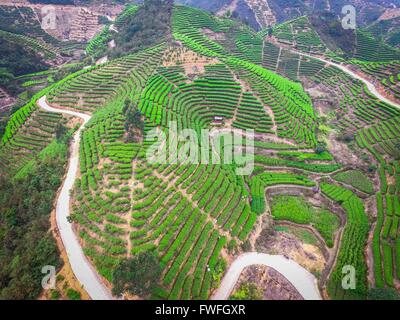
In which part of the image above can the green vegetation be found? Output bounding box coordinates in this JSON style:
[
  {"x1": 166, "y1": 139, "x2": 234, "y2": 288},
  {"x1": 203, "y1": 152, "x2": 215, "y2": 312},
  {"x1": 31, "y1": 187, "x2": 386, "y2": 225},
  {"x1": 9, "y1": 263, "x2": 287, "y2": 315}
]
[
  {"x1": 2, "y1": 65, "x2": 93, "y2": 145},
  {"x1": 86, "y1": 25, "x2": 112, "y2": 59},
  {"x1": 230, "y1": 282, "x2": 263, "y2": 300},
  {"x1": 255, "y1": 154, "x2": 340, "y2": 173},
  {"x1": 308, "y1": 12, "x2": 355, "y2": 56},
  {"x1": 112, "y1": 251, "x2": 162, "y2": 297},
  {"x1": 0, "y1": 129, "x2": 70, "y2": 299},
  {"x1": 367, "y1": 288, "x2": 400, "y2": 300},
  {"x1": 2, "y1": 0, "x2": 400, "y2": 301},
  {"x1": 0, "y1": 30, "x2": 51, "y2": 93},
  {"x1": 66, "y1": 289, "x2": 81, "y2": 300},
  {"x1": 50, "y1": 290, "x2": 61, "y2": 300},
  {"x1": 353, "y1": 30, "x2": 400, "y2": 62},
  {"x1": 352, "y1": 60, "x2": 400, "y2": 102},
  {"x1": 321, "y1": 182, "x2": 369, "y2": 299},
  {"x1": 249, "y1": 172, "x2": 315, "y2": 215},
  {"x1": 291, "y1": 228, "x2": 319, "y2": 246},
  {"x1": 86, "y1": 5, "x2": 140, "y2": 59},
  {"x1": 0, "y1": 4, "x2": 82, "y2": 94},
  {"x1": 0, "y1": 5, "x2": 60, "y2": 45},
  {"x1": 271, "y1": 195, "x2": 339, "y2": 247},
  {"x1": 273, "y1": 16, "x2": 326, "y2": 54},
  {"x1": 112, "y1": 0, "x2": 173, "y2": 58},
  {"x1": 232, "y1": 92, "x2": 273, "y2": 134},
  {"x1": 333, "y1": 170, "x2": 374, "y2": 194},
  {"x1": 271, "y1": 12, "x2": 400, "y2": 62},
  {"x1": 353, "y1": 79, "x2": 400, "y2": 291},
  {"x1": 367, "y1": 17, "x2": 400, "y2": 48}
]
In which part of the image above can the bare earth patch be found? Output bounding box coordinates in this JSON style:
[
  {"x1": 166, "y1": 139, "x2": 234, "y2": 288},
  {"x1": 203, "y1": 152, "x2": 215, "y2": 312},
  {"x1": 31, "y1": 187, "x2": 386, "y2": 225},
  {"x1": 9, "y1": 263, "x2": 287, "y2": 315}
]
[
  {"x1": 162, "y1": 47, "x2": 219, "y2": 77},
  {"x1": 244, "y1": 0, "x2": 277, "y2": 28},
  {"x1": 256, "y1": 227, "x2": 326, "y2": 275},
  {"x1": 327, "y1": 131, "x2": 369, "y2": 169},
  {"x1": 379, "y1": 8, "x2": 400, "y2": 21},
  {"x1": 201, "y1": 28, "x2": 226, "y2": 41},
  {"x1": 231, "y1": 265, "x2": 303, "y2": 300}
]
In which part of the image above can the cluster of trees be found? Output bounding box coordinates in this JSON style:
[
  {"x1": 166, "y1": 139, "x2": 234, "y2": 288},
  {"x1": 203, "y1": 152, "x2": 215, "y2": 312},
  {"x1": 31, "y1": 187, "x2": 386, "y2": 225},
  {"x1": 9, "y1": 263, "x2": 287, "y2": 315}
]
[
  {"x1": 230, "y1": 282, "x2": 263, "y2": 300},
  {"x1": 367, "y1": 288, "x2": 400, "y2": 300},
  {"x1": 0, "y1": 37, "x2": 49, "y2": 94},
  {"x1": 309, "y1": 12, "x2": 357, "y2": 58},
  {"x1": 0, "y1": 99, "x2": 30, "y2": 142},
  {"x1": 111, "y1": 0, "x2": 173, "y2": 58},
  {"x1": 230, "y1": 1, "x2": 260, "y2": 32},
  {"x1": 0, "y1": 128, "x2": 70, "y2": 299},
  {"x1": 112, "y1": 251, "x2": 162, "y2": 297},
  {"x1": 123, "y1": 99, "x2": 144, "y2": 143}
]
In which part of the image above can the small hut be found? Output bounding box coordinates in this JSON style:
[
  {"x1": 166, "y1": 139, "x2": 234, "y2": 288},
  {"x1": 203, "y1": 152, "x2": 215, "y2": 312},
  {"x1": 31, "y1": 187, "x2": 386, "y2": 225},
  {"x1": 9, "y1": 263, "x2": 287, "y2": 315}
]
[{"x1": 212, "y1": 116, "x2": 224, "y2": 125}]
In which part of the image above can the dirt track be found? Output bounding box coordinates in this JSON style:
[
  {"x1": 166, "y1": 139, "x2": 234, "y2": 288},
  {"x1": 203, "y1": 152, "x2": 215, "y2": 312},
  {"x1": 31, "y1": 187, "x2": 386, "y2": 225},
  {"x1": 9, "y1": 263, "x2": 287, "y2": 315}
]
[{"x1": 38, "y1": 96, "x2": 113, "y2": 300}]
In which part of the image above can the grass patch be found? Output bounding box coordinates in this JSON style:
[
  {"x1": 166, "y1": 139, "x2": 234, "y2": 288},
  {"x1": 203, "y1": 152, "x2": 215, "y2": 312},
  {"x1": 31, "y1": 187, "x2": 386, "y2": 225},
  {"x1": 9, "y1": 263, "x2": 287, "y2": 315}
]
[
  {"x1": 333, "y1": 170, "x2": 374, "y2": 194},
  {"x1": 271, "y1": 195, "x2": 339, "y2": 247}
]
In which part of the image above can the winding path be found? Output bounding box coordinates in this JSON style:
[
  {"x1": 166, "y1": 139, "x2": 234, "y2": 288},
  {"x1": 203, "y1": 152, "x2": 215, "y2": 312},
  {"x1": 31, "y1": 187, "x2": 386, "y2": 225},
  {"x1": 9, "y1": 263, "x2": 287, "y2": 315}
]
[
  {"x1": 211, "y1": 252, "x2": 322, "y2": 300},
  {"x1": 38, "y1": 96, "x2": 113, "y2": 300},
  {"x1": 293, "y1": 50, "x2": 400, "y2": 111}
]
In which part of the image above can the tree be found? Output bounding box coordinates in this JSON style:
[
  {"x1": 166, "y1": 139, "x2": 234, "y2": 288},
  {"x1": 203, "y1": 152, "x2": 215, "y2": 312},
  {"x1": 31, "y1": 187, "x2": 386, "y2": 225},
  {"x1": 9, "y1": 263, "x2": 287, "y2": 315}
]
[
  {"x1": 394, "y1": 142, "x2": 400, "y2": 160},
  {"x1": 230, "y1": 282, "x2": 263, "y2": 300},
  {"x1": 315, "y1": 141, "x2": 327, "y2": 154},
  {"x1": 112, "y1": 251, "x2": 162, "y2": 297},
  {"x1": 123, "y1": 99, "x2": 144, "y2": 142},
  {"x1": 66, "y1": 288, "x2": 81, "y2": 300},
  {"x1": 55, "y1": 123, "x2": 68, "y2": 141},
  {"x1": 0, "y1": 141, "x2": 66, "y2": 299},
  {"x1": 241, "y1": 239, "x2": 252, "y2": 251},
  {"x1": 111, "y1": 0, "x2": 173, "y2": 58}
]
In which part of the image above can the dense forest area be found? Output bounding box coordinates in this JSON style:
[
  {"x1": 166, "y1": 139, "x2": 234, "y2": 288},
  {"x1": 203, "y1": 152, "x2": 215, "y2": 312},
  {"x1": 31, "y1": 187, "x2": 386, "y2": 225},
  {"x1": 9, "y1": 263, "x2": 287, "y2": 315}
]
[
  {"x1": 309, "y1": 12, "x2": 357, "y2": 57},
  {"x1": 0, "y1": 129, "x2": 70, "y2": 299},
  {"x1": 111, "y1": 0, "x2": 173, "y2": 58},
  {"x1": 0, "y1": 37, "x2": 49, "y2": 94}
]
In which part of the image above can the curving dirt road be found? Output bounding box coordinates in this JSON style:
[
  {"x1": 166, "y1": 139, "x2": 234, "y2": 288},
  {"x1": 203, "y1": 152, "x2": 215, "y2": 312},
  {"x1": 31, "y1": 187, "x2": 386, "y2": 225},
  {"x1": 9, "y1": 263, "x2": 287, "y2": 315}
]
[
  {"x1": 293, "y1": 50, "x2": 400, "y2": 111},
  {"x1": 211, "y1": 252, "x2": 322, "y2": 300},
  {"x1": 38, "y1": 96, "x2": 113, "y2": 300}
]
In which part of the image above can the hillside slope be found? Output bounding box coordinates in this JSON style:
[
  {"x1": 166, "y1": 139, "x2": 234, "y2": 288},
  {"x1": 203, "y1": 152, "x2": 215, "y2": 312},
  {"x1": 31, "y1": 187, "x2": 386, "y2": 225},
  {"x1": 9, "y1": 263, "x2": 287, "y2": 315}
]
[{"x1": 1, "y1": 1, "x2": 400, "y2": 301}]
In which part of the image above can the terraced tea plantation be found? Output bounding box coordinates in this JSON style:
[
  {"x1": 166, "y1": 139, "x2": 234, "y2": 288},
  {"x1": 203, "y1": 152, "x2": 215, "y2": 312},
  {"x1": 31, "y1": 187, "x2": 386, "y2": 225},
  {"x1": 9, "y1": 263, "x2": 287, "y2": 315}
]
[
  {"x1": 272, "y1": 16, "x2": 327, "y2": 54},
  {"x1": 352, "y1": 60, "x2": 400, "y2": 102},
  {"x1": 1, "y1": 1, "x2": 400, "y2": 302}
]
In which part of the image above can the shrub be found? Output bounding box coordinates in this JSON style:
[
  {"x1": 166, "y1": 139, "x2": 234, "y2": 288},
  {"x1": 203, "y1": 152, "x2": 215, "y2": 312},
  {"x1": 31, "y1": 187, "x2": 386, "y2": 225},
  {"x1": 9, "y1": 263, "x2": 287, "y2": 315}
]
[{"x1": 66, "y1": 288, "x2": 81, "y2": 300}]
